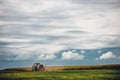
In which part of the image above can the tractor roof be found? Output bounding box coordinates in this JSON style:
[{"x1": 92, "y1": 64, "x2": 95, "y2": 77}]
[
  {"x1": 34, "y1": 63, "x2": 40, "y2": 64},
  {"x1": 33, "y1": 63, "x2": 40, "y2": 66}
]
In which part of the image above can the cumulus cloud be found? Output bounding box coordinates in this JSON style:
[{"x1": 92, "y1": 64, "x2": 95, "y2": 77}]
[
  {"x1": 96, "y1": 51, "x2": 117, "y2": 60},
  {"x1": 36, "y1": 53, "x2": 56, "y2": 60},
  {"x1": 61, "y1": 51, "x2": 85, "y2": 60}
]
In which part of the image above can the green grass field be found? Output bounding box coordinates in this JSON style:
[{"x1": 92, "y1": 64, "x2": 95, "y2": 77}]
[
  {"x1": 0, "y1": 69, "x2": 120, "y2": 80},
  {"x1": 0, "y1": 64, "x2": 120, "y2": 80}
]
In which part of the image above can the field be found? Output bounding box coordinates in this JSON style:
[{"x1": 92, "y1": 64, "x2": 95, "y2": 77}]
[{"x1": 0, "y1": 64, "x2": 120, "y2": 80}]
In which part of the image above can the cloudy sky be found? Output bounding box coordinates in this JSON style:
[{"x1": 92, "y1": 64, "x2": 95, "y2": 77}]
[{"x1": 0, "y1": 0, "x2": 120, "y2": 69}]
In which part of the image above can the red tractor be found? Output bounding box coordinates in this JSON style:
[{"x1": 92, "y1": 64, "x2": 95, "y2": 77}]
[{"x1": 32, "y1": 63, "x2": 45, "y2": 71}]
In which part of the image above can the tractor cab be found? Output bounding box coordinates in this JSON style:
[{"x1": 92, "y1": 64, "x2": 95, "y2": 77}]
[{"x1": 32, "y1": 63, "x2": 45, "y2": 71}]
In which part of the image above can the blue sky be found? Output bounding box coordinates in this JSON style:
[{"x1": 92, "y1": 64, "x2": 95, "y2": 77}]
[{"x1": 0, "y1": 0, "x2": 120, "y2": 70}]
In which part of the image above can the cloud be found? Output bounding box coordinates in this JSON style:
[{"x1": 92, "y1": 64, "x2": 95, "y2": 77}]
[
  {"x1": 61, "y1": 51, "x2": 85, "y2": 60},
  {"x1": 80, "y1": 50, "x2": 86, "y2": 54},
  {"x1": 0, "y1": 0, "x2": 120, "y2": 62},
  {"x1": 96, "y1": 51, "x2": 117, "y2": 60},
  {"x1": 36, "y1": 53, "x2": 56, "y2": 60},
  {"x1": 98, "y1": 50, "x2": 101, "y2": 53},
  {"x1": 66, "y1": 30, "x2": 88, "y2": 34},
  {"x1": 13, "y1": 53, "x2": 33, "y2": 61},
  {"x1": 0, "y1": 43, "x2": 64, "y2": 61}
]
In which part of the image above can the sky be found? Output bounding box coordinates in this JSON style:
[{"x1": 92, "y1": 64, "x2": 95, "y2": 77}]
[{"x1": 0, "y1": 0, "x2": 120, "y2": 70}]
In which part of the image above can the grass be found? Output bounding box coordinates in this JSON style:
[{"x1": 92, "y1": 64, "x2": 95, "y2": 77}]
[
  {"x1": 0, "y1": 64, "x2": 120, "y2": 80},
  {"x1": 0, "y1": 69, "x2": 120, "y2": 80}
]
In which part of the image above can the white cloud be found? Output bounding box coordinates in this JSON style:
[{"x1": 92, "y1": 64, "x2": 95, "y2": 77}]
[
  {"x1": 36, "y1": 53, "x2": 56, "y2": 60},
  {"x1": 97, "y1": 51, "x2": 117, "y2": 60},
  {"x1": 13, "y1": 53, "x2": 32, "y2": 61},
  {"x1": 81, "y1": 50, "x2": 86, "y2": 54},
  {"x1": 0, "y1": 37, "x2": 30, "y2": 43},
  {"x1": 61, "y1": 51, "x2": 85, "y2": 60},
  {"x1": 98, "y1": 50, "x2": 101, "y2": 53},
  {"x1": 0, "y1": 44, "x2": 64, "y2": 61}
]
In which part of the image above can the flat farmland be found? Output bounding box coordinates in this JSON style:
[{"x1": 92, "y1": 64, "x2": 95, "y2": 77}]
[{"x1": 0, "y1": 64, "x2": 120, "y2": 80}]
